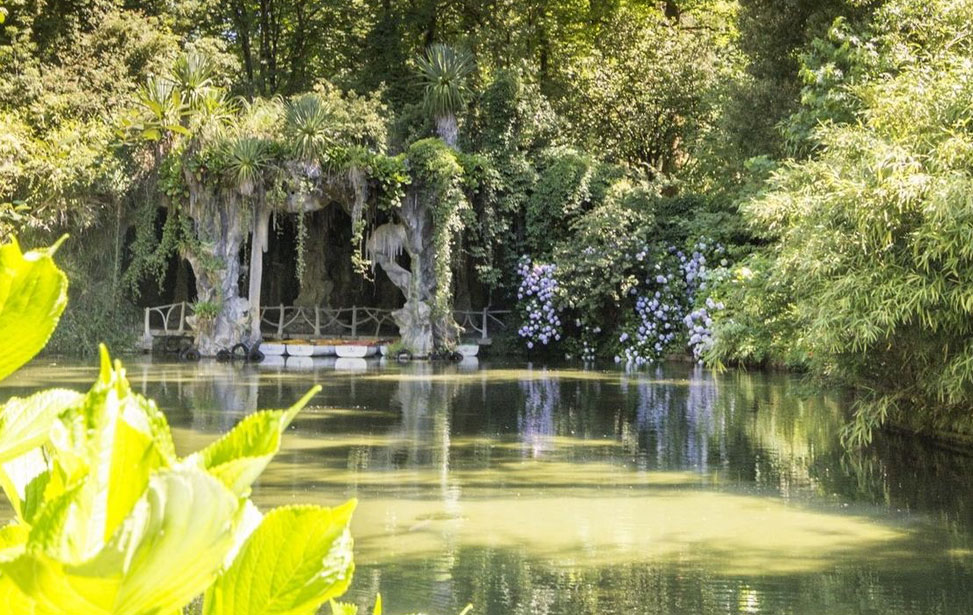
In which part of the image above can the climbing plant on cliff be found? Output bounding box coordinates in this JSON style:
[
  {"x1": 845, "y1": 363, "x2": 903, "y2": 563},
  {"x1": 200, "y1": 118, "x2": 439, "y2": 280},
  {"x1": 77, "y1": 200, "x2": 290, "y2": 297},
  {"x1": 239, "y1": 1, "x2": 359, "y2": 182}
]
[{"x1": 407, "y1": 139, "x2": 470, "y2": 326}]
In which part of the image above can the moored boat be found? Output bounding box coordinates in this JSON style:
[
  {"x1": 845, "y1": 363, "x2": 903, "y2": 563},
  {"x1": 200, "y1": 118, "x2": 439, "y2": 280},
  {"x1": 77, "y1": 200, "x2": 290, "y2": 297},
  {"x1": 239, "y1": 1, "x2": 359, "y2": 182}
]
[
  {"x1": 259, "y1": 342, "x2": 287, "y2": 356},
  {"x1": 311, "y1": 344, "x2": 335, "y2": 356},
  {"x1": 456, "y1": 343, "x2": 480, "y2": 357},
  {"x1": 335, "y1": 344, "x2": 378, "y2": 358},
  {"x1": 284, "y1": 342, "x2": 315, "y2": 357}
]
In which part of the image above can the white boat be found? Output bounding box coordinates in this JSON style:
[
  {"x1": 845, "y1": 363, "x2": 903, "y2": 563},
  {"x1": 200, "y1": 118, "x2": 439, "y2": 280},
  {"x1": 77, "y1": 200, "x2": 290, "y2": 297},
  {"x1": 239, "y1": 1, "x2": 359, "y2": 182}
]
[
  {"x1": 334, "y1": 357, "x2": 368, "y2": 371},
  {"x1": 310, "y1": 344, "x2": 335, "y2": 356},
  {"x1": 456, "y1": 344, "x2": 480, "y2": 358},
  {"x1": 335, "y1": 344, "x2": 378, "y2": 358},
  {"x1": 259, "y1": 342, "x2": 287, "y2": 356},
  {"x1": 284, "y1": 343, "x2": 314, "y2": 357}
]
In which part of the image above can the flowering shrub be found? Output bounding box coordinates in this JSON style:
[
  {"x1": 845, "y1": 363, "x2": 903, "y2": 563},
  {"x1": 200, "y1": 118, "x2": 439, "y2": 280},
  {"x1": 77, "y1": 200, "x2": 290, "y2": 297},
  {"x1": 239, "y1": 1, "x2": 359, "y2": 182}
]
[
  {"x1": 616, "y1": 272, "x2": 683, "y2": 366},
  {"x1": 515, "y1": 257, "x2": 562, "y2": 349},
  {"x1": 680, "y1": 239, "x2": 726, "y2": 303},
  {"x1": 516, "y1": 239, "x2": 729, "y2": 365},
  {"x1": 685, "y1": 297, "x2": 724, "y2": 363}
]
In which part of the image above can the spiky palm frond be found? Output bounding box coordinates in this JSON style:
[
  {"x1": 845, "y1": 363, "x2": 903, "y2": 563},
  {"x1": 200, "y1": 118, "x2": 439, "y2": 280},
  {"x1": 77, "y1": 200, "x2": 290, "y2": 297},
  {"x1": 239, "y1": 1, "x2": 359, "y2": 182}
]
[
  {"x1": 135, "y1": 77, "x2": 187, "y2": 140},
  {"x1": 191, "y1": 89, "x2": 237, "y2": 136},
  {"x1": 416, "y1": 44, "x2": 474, "y2": 119},
  {"x1": 284, "y1": 94, "x2": 334, "y2": 161},
  {"x1": 171, "y1": 52, "x2": 217, "y2": 110},
  {"x1": 221, "y1": 137, "x2": 273, "y2": 196}
]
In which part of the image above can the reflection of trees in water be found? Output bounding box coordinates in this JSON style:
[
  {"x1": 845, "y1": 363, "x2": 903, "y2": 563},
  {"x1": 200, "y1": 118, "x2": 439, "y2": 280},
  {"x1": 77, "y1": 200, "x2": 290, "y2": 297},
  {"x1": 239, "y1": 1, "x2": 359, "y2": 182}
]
[
  {"x1": 385, "y1": 365, "x2": 462, "y2": 610},
  {"x1": 629, "y1": 366, "x2": 719, "y2": 472},
  {"x1": 352, "y1": 545, "x2": 973, "y2": 615},
  {"x1": 517, "y1": 368, "x2": 558, "y2": 458},
  {"x1": 132, "y1": 361, "x2": 261, "y2": 433},
  {"x1": 815, "y1": 434, "x2": 973, "y2": 534}
]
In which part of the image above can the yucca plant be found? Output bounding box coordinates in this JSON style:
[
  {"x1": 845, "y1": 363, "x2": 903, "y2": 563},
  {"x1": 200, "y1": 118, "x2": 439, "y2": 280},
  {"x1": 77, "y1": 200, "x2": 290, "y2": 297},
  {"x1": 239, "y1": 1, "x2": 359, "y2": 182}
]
[
  {"x1": 132, "y1": 76, "x2": 190, "y2": 142},
  {"x1": 415, "y1": 44, "x2": 474, "y2": 148},
  {"x1": 285, "y1": 93, "x2": 335, "y2": 162},
  {"x1": 220, "y1": 136, "x2": 273, "y2": 196},
  {"x1": 171, "y1": 51, "x2": 218, "y2": 112}
]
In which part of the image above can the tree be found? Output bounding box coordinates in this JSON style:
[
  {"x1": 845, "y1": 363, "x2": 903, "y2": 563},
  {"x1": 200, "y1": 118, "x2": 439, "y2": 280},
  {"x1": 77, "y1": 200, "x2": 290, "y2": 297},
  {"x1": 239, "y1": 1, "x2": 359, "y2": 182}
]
[
  {"x1": 736, "y1": 0, "x2": 973, "y2": 444},
  {"x1": 416, "y1": 43, "x2": 474, "y2": 148},
  {"x1": 559, "y1": 6, "x2": 734, "y2": 177}
]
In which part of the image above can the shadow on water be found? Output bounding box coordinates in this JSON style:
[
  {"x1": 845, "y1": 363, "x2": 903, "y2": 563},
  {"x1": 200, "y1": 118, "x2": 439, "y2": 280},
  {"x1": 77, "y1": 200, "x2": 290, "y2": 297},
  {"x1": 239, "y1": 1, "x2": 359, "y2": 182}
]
[{"x1": 3, "y1": 358, "x2": 973, "y2": 614}]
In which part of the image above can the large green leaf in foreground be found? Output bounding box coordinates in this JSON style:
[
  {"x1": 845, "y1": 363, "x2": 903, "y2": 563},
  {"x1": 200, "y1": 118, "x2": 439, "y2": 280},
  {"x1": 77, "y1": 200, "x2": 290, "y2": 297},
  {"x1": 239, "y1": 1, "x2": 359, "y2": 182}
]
[
  {"x1": 204, "y1": 501, "x2": 356, "y2": 615},
  {"x1": 3, "y1": 468, "x2": 244, "y2": 615},
  {"x1": 0, "y1": 238, "x2": 68, "y2": 381}
]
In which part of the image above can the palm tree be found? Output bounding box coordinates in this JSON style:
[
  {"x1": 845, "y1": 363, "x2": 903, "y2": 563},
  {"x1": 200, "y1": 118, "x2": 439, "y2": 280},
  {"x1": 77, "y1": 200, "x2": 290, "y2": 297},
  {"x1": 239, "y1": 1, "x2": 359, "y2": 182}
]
[{"x1": 415, "y1": 44, "x2": 474, "y2": 148}]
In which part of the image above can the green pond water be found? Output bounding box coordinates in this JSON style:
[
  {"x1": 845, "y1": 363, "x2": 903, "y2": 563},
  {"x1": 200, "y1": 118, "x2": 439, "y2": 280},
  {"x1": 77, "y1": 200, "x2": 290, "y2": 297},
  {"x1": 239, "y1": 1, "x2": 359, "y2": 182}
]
[{"x1": 3, "y1": 358, "x2": 973, "y2": 614}]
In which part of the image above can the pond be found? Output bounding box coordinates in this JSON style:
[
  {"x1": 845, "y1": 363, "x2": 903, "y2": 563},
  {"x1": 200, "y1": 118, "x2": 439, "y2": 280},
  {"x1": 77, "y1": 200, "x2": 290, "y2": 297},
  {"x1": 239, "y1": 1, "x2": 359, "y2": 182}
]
[{"x1": 3, "y1": 358, "x2": 973, "y2": 614}]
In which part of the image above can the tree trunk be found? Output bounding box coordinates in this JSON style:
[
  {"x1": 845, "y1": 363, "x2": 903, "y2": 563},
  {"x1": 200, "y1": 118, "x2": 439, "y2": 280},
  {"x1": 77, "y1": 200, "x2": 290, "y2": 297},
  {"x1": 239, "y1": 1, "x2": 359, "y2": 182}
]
[
  {"x1": 248, "y1": 206, "x2": 271, "y2": 342},
  {"x1": 436, "y1": 114, "x2": 459, "y2": 149}
]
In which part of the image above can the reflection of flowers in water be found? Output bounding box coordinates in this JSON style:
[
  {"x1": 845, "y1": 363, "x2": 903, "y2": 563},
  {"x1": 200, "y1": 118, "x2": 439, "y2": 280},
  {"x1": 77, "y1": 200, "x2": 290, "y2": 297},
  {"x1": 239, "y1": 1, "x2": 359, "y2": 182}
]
[
  {"x1": 684, "y1": 366, "x2": 717, "y2": 471},
  {"x1": 518, "y1": 373, "x2": 559, "y2": 458},
  {"x1": 633, "y1": 366, "x2": 719, "y2": 471}
]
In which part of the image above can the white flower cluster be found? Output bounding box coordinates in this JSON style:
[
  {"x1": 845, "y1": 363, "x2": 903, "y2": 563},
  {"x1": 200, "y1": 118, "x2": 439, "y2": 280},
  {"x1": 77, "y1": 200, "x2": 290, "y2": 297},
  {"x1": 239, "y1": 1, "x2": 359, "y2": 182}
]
[{"x1": 680, "y1": 240, "x2": 725, "y2": 303}]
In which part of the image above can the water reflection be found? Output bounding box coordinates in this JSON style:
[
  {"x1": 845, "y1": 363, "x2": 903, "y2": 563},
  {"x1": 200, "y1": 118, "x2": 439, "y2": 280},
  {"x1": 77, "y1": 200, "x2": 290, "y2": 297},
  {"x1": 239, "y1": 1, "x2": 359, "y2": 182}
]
[{"x1": 2, "y1": 359, "x2": 973, "y2": 614}]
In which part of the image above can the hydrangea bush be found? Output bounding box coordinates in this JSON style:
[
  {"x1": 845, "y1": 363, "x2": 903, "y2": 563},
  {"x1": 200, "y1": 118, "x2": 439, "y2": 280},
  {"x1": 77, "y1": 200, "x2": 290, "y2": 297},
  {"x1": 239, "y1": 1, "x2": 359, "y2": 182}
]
[
  {"x1": 685, "y1": 297, "x2": 725, "y2": 363},
  {"x1": 515, "y1": 257, "x2": 562, "y2": 349},
  {"x1": 514, "y1": 238, "x2": 730, "y2": 366}
]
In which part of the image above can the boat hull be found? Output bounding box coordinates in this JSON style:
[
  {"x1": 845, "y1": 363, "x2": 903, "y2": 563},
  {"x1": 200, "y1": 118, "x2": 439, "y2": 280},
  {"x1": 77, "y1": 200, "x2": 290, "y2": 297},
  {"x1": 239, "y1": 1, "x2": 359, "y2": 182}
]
[
  {"x1": 335, "y1": 345, "x2": 378, "y2": 358},
  {"x1": 260, "y1": 342, "x2": 287, "y2": 356},
  {"x1": 456, "y1": 344, "x2": 480, "y2": 357},
  {"x1": 285, "y1": 343, "x2": 314, "y2": 357}
]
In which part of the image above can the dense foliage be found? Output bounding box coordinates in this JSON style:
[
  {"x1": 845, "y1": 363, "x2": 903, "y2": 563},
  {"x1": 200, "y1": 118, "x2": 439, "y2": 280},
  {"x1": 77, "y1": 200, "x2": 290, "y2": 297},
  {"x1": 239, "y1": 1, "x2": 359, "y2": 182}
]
[
  {"x1": 6, "y1": 0, "x2": 973, "y2": 441},
  {"x1": 711, "y1": 0, "x2": 973, "y2": 443}
]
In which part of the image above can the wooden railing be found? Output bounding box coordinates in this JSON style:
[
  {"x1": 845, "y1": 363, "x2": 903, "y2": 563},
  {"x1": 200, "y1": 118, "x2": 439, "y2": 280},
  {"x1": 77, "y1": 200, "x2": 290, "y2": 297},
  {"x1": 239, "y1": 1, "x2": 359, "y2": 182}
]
[
  {"x1": 454, "y1": 308, "x2": 512, "y2": 340},
  {"x1": 143, "y1": 302, "x2": 511, "y2": 343},
  {"x1": 144, "y1": 302, "x2": 193, "y2": 337},
  {"x1": 259, "y1": 305, "x2": 398, "y2": 339}
]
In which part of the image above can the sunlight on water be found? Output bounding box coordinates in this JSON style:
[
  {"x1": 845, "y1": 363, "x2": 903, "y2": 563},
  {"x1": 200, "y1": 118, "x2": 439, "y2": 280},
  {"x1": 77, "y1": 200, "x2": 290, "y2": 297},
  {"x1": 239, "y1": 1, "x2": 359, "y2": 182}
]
[{"x1": 3, "y1": 358, "x2": 973, "y2": 614}]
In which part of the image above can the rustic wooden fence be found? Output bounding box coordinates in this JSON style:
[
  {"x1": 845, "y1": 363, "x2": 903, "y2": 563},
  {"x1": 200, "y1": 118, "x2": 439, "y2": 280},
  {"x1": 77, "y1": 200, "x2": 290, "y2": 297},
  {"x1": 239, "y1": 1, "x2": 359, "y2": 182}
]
[{"x1": 143, "y1": 302, "x2": 511, "y2": 343}]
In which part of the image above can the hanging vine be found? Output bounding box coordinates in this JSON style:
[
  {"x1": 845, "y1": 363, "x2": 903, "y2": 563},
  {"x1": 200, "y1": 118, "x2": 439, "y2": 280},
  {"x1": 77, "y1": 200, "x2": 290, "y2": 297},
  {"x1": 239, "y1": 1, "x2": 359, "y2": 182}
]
[
  {"x1": 407, "y1": 138, "x2": 470, "y2": 319},
  {"x1": 295, "y1": 211, "x2": 308, "y2": 286}
]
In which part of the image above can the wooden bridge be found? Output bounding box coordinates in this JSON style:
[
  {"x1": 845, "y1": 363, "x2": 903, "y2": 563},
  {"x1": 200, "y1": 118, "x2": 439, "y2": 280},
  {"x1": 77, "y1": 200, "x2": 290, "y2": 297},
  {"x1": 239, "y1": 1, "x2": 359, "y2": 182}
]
[{"x1": 142, "y1": 302, "x2": 511, "y2": 349}]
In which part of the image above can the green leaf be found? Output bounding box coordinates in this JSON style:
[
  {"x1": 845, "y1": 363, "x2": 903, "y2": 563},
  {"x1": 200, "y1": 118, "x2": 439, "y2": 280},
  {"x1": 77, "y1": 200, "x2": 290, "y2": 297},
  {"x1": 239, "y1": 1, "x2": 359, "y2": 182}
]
[
  {"x1": 0, "y1": 238, "x2": 69, "y2": 381},
  {"x1": 0, "y1": 389, "x2": 81, "y2": 464},
  {"x1": 330, "y1": 600, "x2": 358, "y2": 615},
  {"x1": 0, "y1": 388, "x2": 80, "y2": 523},
  {"x1": 192, "y1": 386, "x2": 320, "y2": 496},
  {"x1": 0, "y1": 522, "x2": 28, "y2": 563},
  {"x1": 203, "y1": 500, "x2": 356, "y2": 615},
  {"x1": 30, "y1": 347, "x2": 175, "y2": 562},
  {"x1": 3, "y1": 468, "x2": 244, "y2": 615},
  {"x1": 0, "y1": 575, "x2": 40, "y2": 615},
  {"x1": 166, "y1": 124, "x2": 191, "y2": 137},
  {"x1": 0, "y1": 446, "x2": 51, "y2": 524}
]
